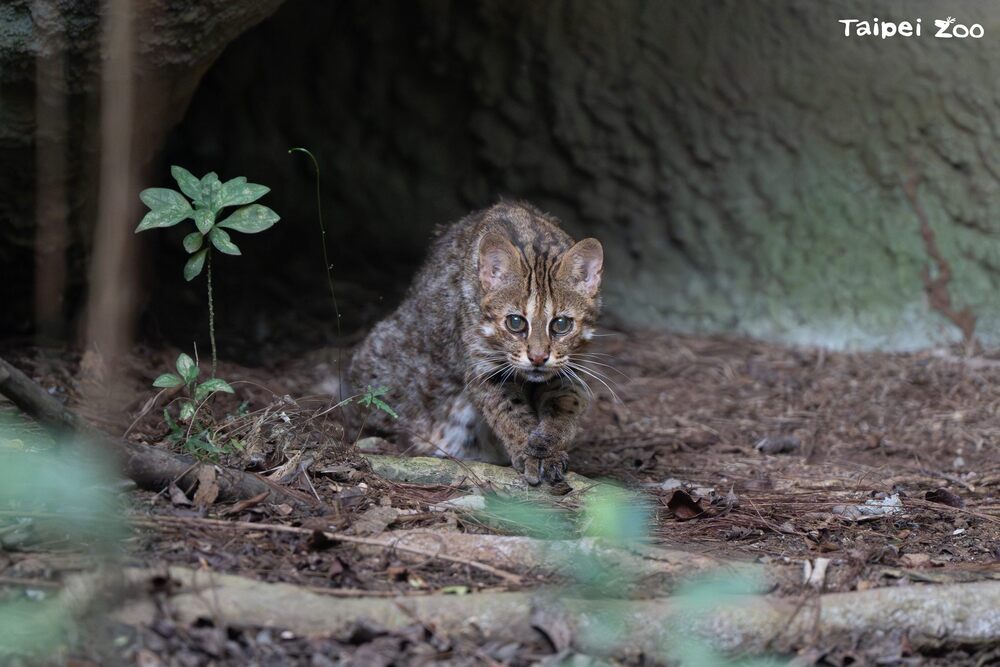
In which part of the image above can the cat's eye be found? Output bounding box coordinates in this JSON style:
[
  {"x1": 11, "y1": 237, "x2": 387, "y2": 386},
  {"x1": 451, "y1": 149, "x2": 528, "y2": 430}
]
[
  {"x1": 505, "y1": 314, "x2": 527, "y2": 334},
  {"x1": 550, "y1": 316, "x2": 573, "y2": 335}
]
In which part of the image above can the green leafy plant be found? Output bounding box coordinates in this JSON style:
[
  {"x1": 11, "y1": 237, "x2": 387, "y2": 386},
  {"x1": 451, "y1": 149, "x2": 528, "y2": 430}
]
[
  {"x1": 153, "y1": 352, "x2": 236, "y2": 458},
  {"x1": 358, "y1": 385, "x2": 398, "y2": 419},
  {"x1": 135, "y1": 167, "x2": 280, "y2": 375}
]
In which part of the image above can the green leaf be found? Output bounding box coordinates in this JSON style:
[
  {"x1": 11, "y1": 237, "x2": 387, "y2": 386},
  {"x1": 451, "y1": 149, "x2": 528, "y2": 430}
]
[
  {"x1": 175, "y1": 353, "x2": 199, "y2": 384},
  {"x1": 135, "y1": 205, "x2": 192, "y2": 233},
  {"x1": 200, "y1": 172, "x2": 223, "y2": 212},
  {"x1": 192, "y1": 209, "x2": 215, "y2": 235},
  {"x1": 218, "y1": 177, "x2": 269, "y2": 208},
  {"x1": 182, "y1": 232, "x2": 203, "y2": 253},
  {"x1": 372, "y1": 397, "x2": 398, "y2": 419},
  {"x1": 184, "y1": 248, "x2": 208, "y2": 281},
  {"x1": 360, "y1": 386, "x2": 398, "y2": 419},
  {"x1": 185, "y1": 435, "x2": 223, "y2": 458},
  {"x1": 152, "y1": 373, "x2": 183, "y2": 388},
  {"x1": 179, "y1": 401, "x2": 196, "y2": 422},
  {"x1": 195, "y1": 378, "x2": 235, "y2": 403},
  {"x1": 163, "y1": 407, "x2": 180, "y2": 432},
  {"x1": 217, "y1": 204, "x2": 280, "y2": 234},
  {"x1": 208, "y1": 227, "x2": 241, "y2": 256},
  {"x1": 171, "y1": 166, "x2": 203, "y2": 205},
  {"x1": 139, "y1": 188, "x2": 189, "y2": 211},
  {"x1": 135, "y1": 187, "x2": 193, "y2": 232}
]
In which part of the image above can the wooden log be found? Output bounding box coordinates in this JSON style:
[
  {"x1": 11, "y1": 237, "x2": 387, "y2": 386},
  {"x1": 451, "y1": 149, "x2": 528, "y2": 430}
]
[
  {"x1": 351, "y1": 529, "x2": 761, "y2": 593},
  {"x1": 108, "y1": 566, "x2": 1000, "y2": 657},
  {"x1": 0, "y1": 356, "x2": 300, "y2": 504},
  {"x1": 363, "y1": 454, "x2": 610, "y2": 496}
]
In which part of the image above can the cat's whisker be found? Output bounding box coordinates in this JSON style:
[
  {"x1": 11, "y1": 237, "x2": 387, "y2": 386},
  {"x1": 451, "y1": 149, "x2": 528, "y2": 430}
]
[
  {"x1": 567, "y1": 361, "x2": 618, "y2": 384},
  {"x1": 470, "y1": 363, "x2": 511, "y2": 390},
  {"x1": 568, "y1": 362, "x2": 621, "y2": 403},
  {"x1": 570, "y1": 357, "x2": 630, "y2": 379},
  {"x1": 499, "y1": 364, "x2": 518, "y2": 386},
  {"x1": 561, "y1": 366, "x2": 595, "y2": 399},
  {"x1": 464, "y1": 358, "x2": 510, "y2": 390}
]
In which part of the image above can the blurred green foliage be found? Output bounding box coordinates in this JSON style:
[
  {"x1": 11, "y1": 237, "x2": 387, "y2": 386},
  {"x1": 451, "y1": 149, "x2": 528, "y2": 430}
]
[
  {"x1": 0, "y1": 415, "x2": 123, "y2": 659},
  {"x1": 481, "y1": 484, "x2": 783, "y2": 666}
]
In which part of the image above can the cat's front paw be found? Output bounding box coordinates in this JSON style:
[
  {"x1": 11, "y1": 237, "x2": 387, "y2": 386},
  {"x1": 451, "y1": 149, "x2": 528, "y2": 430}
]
[{"x1": 512, "y1": 449, "x2": 569, "y2": 485}]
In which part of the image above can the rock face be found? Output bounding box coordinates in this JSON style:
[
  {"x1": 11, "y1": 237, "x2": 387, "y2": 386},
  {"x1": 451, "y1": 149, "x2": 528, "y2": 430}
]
[
  {"x1": 7, "y1": 1, "x2": 1000, "y2": 350},
  {"x1": 163, "y1": 0, "x2": 1000, "y2": 350},
  {"x1": 0, "y1": 0, "x2": 285, "y2": 335}
]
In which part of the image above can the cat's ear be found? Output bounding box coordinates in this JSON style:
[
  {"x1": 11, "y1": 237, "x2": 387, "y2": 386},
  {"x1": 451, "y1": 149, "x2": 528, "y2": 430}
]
[
  {"x1": 558, "y1": 238, "x2": 603, "y2": 297},
  {"x1": 478, "y1": 232, "x2": 519, "y2": 292}
]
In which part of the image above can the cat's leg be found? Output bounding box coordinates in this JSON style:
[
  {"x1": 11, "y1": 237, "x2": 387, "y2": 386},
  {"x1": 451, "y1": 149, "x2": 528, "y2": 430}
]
[
  {"x1": 423, "y1": 392, "x2": 479, "y2": 458},
  {"x1": 467, "y1": 378, "x2": 547, "y2": 480},
  {"x1": 517, "y1": 381, "x2": 589, "y2": 484},
  {"x1": 469, "y1": 377, "x2": 587, "y2": 484}
]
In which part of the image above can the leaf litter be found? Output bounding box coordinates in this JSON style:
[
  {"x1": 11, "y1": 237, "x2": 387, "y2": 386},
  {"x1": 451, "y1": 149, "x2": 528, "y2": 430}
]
[{"x1": 6, "y1": 330, "x2": 1000, "y2": 665}]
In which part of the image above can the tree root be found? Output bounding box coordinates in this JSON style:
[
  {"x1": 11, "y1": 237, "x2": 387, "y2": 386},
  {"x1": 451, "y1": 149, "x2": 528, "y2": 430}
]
[
  {"x1": 0, "y1": 356, "x2": 302, "y2": 504},
  {"x1": 349, "y1": 529, "x2": 760, "y2": 593},
  {"x1": 137, "y1": 514, "x2": 760, "y2": 593},
  {"x1": 363, "y1": 454, "x2": 609, "y2": 496},
  {"x1": 107, "y1": 566, "x2": 1000, "y2": 657}
]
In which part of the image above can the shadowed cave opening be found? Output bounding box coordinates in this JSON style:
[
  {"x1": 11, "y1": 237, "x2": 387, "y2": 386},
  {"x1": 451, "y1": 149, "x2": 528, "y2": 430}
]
[{"x1": 151, "y1": 0, "x2": 633, "y2": 365}]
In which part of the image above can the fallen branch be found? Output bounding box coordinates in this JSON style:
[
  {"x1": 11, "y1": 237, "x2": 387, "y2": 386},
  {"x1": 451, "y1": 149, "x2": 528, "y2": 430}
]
[
  {"x1": 348, "y1": 529, "x2": 760, "y2": 593},
  {"x1": 107, "y1": 566, "x2": 1000, "y2": 657},
  {"x1": 363, "y1": 454, "x2": 608, "y2": 496},
  {"x1": 0, "y1": 356, "x2": 301, "y2": 504},
  {"x1": 136, "y1": 515, "x2": 524, "y2": 584},
  {"x1": 141, "y1": 515, "x2": 765, "y2": 590}
]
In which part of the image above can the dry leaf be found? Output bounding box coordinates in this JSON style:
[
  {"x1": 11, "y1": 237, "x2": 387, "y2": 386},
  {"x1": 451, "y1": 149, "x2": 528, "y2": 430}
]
[
  {"x1": 666, "y1": 489, "x2": 708, "y2": 520},
  {"x1": 530, "y1": 607, "x2": 573, "y2": 652},
  {"x1": 267, "y1": 452, "x2": 302, "y2": 483},
  {"x1": 327, "y1": 557, "x2": 345, "y2": 578},
  {"x1": 755, "y1": 435, "x2": 801, "y2": 455},
  {"x1": 192, "y1": 466, "x2": 219, "y2": 506},
  {"x1": 168, "y1": 482, "x2": 192, "y2": 507},
  {"x1": 900, "y1": 553, "x2": 931, "y2": 568},
  {"x1": 351, "y1": 506, "x2": 399, "y2": 536},
  {"x1": 832, "y1": 493, "x2": 903, "y2": 521},
  {"x1": 221, "y1": 491, "x2": 270, "y2": 516},
  {"x1": 925, "y1": 487, "x2": 965, "y2": 509}
]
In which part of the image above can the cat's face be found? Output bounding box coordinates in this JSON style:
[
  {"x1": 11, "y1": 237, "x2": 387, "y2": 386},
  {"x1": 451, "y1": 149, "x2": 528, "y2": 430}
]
[{"x1": 477, "y1": 233, "x2": 603, "y2": 383}]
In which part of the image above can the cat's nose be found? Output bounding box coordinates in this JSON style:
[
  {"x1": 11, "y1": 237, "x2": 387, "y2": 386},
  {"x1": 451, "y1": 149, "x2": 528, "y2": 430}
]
[{"x1": 528, "y1": 351, "x2": 549, "y2": 367}]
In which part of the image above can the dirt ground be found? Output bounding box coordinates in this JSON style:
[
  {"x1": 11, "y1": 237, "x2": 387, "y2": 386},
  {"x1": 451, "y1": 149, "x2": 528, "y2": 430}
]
[{"x1": 2, "y1": 330, "x2": 1000, "y2": 665}]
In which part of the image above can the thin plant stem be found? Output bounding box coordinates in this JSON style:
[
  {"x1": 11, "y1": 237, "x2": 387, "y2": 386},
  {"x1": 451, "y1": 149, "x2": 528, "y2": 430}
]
[
  {"x1": 207, "y1": 250, "x2": 217, "y2": 377},
  {"x1": 289, "y1": 147, "x2": 343, "y2": 401}
]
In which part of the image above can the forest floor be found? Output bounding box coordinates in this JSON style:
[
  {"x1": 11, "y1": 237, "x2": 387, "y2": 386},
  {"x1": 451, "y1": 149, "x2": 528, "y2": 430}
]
[{"x1": 3, "y1": 330, "x2": 1000, "y2": 665}]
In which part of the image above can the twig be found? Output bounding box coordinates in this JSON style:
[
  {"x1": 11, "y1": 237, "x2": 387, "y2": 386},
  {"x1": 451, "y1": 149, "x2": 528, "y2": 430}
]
[
  {"x1": 137, "y1": 514, "x2": 524, "y2": 584},
  {"x1": 0, "y1": 576, "x2": 62, "y2": 589}
]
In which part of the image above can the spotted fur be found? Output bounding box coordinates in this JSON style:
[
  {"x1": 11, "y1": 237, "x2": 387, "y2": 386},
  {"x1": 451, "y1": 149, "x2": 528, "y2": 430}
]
[{"x1": 348, "y1": 201, "x2": 603, "y2": 484}]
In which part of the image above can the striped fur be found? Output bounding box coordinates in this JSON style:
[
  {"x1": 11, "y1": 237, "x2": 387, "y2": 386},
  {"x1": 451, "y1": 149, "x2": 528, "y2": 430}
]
[{"x1": 348, "y1": 201, "x2": 603, "y2": 484}]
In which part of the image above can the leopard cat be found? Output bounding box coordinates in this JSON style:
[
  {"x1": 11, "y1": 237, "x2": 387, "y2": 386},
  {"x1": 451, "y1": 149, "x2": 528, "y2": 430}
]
[{"x1": 347, "y1": 201, "x2": 603, "y2": 484}]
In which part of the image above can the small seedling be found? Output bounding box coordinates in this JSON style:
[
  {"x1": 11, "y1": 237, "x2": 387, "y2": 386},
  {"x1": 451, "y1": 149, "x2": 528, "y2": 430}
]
[
  {"x1": 135, "y1": 166, "x2": 280, "y2": 375},
  {"x1": 153, "y1": 352, "x2": 236, "y2": 458},
  {"x1": 358, "y1": 385, "x2": 399, "y2": 419}
]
